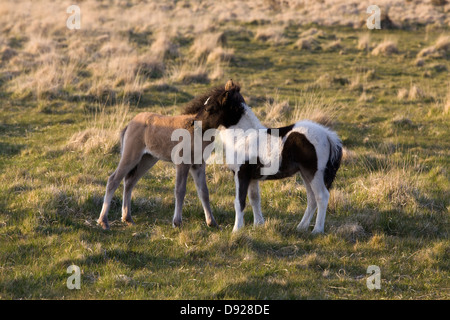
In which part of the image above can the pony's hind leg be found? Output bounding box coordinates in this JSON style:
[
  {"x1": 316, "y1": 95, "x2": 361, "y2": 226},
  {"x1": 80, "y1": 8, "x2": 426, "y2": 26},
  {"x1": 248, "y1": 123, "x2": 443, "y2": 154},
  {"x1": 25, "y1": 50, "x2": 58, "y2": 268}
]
[
  {"x1": 122, "y1": 154, "x2": 158, "y2": 225},
  {"x1": 248, "y1": 180, "x2": 264, "y2": 227},
  {"x1": 296, "y1": 179, "x2": 317, "y2": 231},
  {"x1": 190, "y1": 164, "x2": 218, "y2": 228},
  {"x1": 172, "y1": 164, "x2": 191, "y2": 227},
  {"x1": 309, "y1": 171, "x2": 329, "y2": 234}
]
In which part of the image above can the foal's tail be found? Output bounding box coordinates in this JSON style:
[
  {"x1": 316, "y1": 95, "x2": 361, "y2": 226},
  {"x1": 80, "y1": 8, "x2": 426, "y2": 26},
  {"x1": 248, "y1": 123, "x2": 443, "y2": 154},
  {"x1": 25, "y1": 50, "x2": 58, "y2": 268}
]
[
  {"x1": 323, "y1": 131, "x2": 343, "y2": 190},
  {"x1": 119, "y1": 125, "x2": 128, "y2": 155}
]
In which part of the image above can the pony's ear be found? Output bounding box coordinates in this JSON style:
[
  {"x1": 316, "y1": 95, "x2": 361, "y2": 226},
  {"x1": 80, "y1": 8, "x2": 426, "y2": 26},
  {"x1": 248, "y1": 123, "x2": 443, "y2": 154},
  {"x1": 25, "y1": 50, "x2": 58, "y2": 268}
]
[
  {"x1": 225, "y1": 79, "x2": 235, "y2": 91},
  {"x1": 220, "y1": 91, "x2": 229, "y2": 106}
]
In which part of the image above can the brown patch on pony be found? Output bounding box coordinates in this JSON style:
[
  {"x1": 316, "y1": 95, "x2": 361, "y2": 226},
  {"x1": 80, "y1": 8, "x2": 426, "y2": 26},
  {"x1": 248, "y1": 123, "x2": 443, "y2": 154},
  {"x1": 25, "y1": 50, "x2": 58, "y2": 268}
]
[
  {"x1": 235, "y1": 131, "x2": 318, "y2": 182},
  {"x1": 267, "y1": 124, "x2": 294, "y2": 138},
  {"x1": 274, "y1": 132, "x2": 318, "y2": 182}
]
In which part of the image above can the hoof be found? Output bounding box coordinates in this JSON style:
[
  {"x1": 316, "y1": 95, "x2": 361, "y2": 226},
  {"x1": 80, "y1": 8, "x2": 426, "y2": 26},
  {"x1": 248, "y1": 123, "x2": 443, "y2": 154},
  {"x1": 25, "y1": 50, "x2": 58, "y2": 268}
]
[
  {"x1": 97, "y1": 219, "x2": 110, "y2": 230},
  {"x1": 207, "y1": 218, "x2": 219, "y2": 228},
  {"x1": 253, "y1": 219, "x2": 265, "y2": 227},
  {"x1": 311, "y1": 228, "x2": 324, "y2": 235},
  {"x1": 122, "y1": 216, "x2": 135, "y2": 226},
  {"x1": 296, "y1": 223, "x2": 309, "y2": 232},
  {"x1": 232, "y1": 226, "x2": 243, "y2": 233},
  {"x1": 172, "y1": 219, "x2": 182, "y2": 228}
]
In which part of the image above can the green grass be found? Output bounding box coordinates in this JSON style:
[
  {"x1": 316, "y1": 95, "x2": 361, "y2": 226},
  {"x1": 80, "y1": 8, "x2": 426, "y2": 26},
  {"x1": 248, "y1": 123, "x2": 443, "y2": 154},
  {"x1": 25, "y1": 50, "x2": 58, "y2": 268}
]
[{"x1": 0, "y1": 24, "x2": 449, "y2": 299}]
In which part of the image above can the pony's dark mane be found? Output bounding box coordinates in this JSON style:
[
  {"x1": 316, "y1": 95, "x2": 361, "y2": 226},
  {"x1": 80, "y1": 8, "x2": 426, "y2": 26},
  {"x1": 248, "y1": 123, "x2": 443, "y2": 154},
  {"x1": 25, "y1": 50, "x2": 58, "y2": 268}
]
[{"x1": 182, "y1": 85, "x2": 241, "y2": 115}]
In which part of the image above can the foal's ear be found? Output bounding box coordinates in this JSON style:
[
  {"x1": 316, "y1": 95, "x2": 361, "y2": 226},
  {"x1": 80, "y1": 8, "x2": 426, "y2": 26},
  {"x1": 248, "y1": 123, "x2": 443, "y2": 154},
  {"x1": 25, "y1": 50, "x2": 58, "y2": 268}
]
[{"x1": 225, "y1": 79, "x2": 235, "y2": 91}]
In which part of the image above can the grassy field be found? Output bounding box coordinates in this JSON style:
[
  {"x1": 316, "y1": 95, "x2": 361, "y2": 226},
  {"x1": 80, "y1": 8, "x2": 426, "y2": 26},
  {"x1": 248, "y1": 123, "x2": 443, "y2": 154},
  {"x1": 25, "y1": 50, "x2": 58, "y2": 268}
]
[{"x1": 0, "y1": 1, "x2": 449, "y2": 299}]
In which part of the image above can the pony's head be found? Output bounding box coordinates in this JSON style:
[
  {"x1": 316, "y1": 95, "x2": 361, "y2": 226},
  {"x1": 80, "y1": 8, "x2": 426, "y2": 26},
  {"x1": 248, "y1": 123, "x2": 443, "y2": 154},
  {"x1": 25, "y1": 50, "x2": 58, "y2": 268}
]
[{"x1": 183, "y1": 79, "x2": 246, "y2": 130}]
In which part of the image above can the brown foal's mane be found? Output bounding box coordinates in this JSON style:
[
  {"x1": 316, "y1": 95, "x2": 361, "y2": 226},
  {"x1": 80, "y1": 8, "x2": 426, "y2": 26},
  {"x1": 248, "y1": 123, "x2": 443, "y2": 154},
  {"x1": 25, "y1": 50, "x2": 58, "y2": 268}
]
[{"x1": 182, "y1": 86, "x2": 231, "y2": 115}]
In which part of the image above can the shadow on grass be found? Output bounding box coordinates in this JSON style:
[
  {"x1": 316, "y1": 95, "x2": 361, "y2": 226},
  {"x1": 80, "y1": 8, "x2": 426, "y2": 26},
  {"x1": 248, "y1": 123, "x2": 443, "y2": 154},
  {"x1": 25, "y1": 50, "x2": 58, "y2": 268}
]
[
  {"x1": 212, "y1": 276, "x2": 320, "y2": 299},
  {"x1": 0, "y1": 142, "x2": 25, "y2": 157}
]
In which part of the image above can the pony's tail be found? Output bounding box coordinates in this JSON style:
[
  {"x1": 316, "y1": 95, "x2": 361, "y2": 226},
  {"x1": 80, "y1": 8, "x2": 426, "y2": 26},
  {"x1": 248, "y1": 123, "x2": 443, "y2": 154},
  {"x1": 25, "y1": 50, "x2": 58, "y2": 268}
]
[
  {"x1": 323, "y1": 132, "x2": 342, "y2": 190},
  {"x1": 119, "y1": 125, "x2": 128, "y2": 155}
]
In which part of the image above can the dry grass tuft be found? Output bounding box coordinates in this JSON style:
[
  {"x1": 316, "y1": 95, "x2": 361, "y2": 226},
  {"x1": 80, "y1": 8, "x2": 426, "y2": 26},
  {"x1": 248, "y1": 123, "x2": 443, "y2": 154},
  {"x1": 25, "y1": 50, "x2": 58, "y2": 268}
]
[
  {"x1": 417, "y1": 46, "x2": 437, "y2": 58},
  {"x1": 392, "y1": 116, "x2": 413, "y2": 127},
  {"x1": 294, "y1": 36, "x2": 320, "y2": 51},
  {"x1": 408, "y1": 85, "x2": 426, "y2": 100},
  {"x1": 397, "y1": 85, "x2": 430, "y2": 101},
  {"x1": 371, "y1": 40, "x2": 399, "y2": 56},
  {"x1": 324, "y1": 39, "x2": 342, "y2": 52},
  {"x1": 335, "y1": 223, "x2": 366, "y2": 242},
  {"x1": 263, "y1": 92, "x2": 291, "y2": 126},
  {"x1": 359, "y1": 91, "x2": 374, "y2": 103},
  {"x1": 150, "y1": 33, "x2": 179, "y2": 60},
  {"x1": 356, "y1": 148, "x2": 423, "y2": 212},
  {"x1": 190, "y1": 32, "x2": 227, "y2": 60},
  {"x1": 341, "y1": 147, "x2": 358, "y2": 164},
  {"x1": 290, "y1": 93, "x2": 340, "y2": 128},
  {"x1": 415, "y1": 58, "x2": 425, "y2": 67},
  {"x1": 254, "y1": 26, "x2": 286, "y2": 45},
  {"x1": 417, "y1": 35, "x2": 450, "y2": 58},
  {"x1": 135, "y1": 58, "x2": 165, "y2": 79},
  {"x1": 445, "y1": 91, "x2": 450, "y2": 115},
  {"x1": 357, "y1": 33, "x2": 371, "y2": 51},
  {"x1": 169, "y1": 62, "x2": 210, "y2": 84},
  {"x1": 10, "y1": 58, "x2": 79, "y2": 99},
  {"x1": 434, "y1": 35, "x2": 450, "y2": 52},
  {"x1": 67, "y1": 103, "x2": 130, "y2": 155},
  {"x1": 397, "y1": 88, "x2": 409, "y2": 100},
  {"x1": 349, "y1": 75, "x2": 363, "y2": 92},
  {"x1": 414, "y1": 241, "x2": 449, "y2": 268},
  {"x1": 206, "y1": 47, "x2": 235, "y2": 64},
  {"x1": 67, "y1": 128, "x2": 117, "y2": 155},
  {"x1": 308, "y1": 73, "x2": 349, "y2": 90},
  {"x1": 24, "y1": 36, "x2": 55, "y2": 55}
]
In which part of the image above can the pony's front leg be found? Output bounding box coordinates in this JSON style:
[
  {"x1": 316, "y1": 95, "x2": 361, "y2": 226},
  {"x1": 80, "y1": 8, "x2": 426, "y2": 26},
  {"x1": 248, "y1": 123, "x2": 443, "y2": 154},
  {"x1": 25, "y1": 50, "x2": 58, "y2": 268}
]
[
  {"x1": 232, "y1": 169, "x2": 250, "y2": 233},
  {"x1": 173, "y1": 164, "x2": 191, "y2": 227},
  {"x1": 248, "y1": 180, "x2": 264, "y2": 227},
  {"x1": 190, "y1": 164, "x2": 218, "y2": 228}
]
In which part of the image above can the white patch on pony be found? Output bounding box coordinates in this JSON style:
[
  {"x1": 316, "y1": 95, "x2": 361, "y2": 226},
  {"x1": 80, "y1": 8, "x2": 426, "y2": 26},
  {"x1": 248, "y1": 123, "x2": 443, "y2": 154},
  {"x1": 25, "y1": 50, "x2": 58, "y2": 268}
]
[
  {"x1": 219, "y1": 103, "x2": 282, "y2": 174},
  {"x1": 204, "y1": 96, "x2": 211, "y2": 105},
  {"x1": 233, "y1": 169, "x2": 245, "y2": 232},
  {"x1": 291, "y1": 120, "x2": 341, "y2": 171}
]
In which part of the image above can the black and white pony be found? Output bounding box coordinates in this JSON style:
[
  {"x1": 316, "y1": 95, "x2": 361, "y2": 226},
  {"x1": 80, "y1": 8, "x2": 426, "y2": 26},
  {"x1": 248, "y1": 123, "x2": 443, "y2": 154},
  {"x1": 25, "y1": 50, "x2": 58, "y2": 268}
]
[{"x1": 211, "y1": 80, "x2": 343, "y2": 233}]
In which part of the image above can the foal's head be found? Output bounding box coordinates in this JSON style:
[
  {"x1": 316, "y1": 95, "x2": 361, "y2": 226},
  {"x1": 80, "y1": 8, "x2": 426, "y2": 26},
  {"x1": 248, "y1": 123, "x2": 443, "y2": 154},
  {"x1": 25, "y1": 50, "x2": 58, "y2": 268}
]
[{"x1": 184, "y1": 79, "x2": 246, "y2": 130}]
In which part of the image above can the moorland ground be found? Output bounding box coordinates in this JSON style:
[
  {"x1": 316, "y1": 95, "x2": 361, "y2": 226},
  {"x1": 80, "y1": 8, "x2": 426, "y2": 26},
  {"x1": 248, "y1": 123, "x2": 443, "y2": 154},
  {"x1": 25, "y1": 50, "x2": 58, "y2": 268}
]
[{"x1": 0, "y1": 0, "x2": 449, "y2": 299}]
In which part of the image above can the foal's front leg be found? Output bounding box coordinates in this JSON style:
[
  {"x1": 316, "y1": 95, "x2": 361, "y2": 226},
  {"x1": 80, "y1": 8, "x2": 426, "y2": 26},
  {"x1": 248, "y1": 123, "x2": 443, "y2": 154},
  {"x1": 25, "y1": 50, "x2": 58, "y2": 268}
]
[
  {"x1": 172, "y1": 164, "x2": 191, "y2": 227},
  {"x1": 190, "y1": 164, "x2": 218, "y2": 228}
]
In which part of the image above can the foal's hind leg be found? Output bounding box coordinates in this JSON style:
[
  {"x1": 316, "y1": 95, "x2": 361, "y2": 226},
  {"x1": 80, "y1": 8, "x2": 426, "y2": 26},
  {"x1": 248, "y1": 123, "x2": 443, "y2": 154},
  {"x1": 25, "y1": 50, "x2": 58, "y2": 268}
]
[
  {"x1": 172, "y1": 164, "x2": 191, "y2": 227},
  {"x1": 122, "y1": 154, "x2": 158, "y2": 225},
  {"x1": 309, "y1": 171, "x2": 329, "y2": 234},
  {"x1": 190, "y1": 164, "x2": 218, "y2": 228},
  {"x1": 296, "y1": 179, "x2": 317, "y2": 231},
  {"x1": 97, "y1": 149, "x2": 143, "y2": 230}
]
